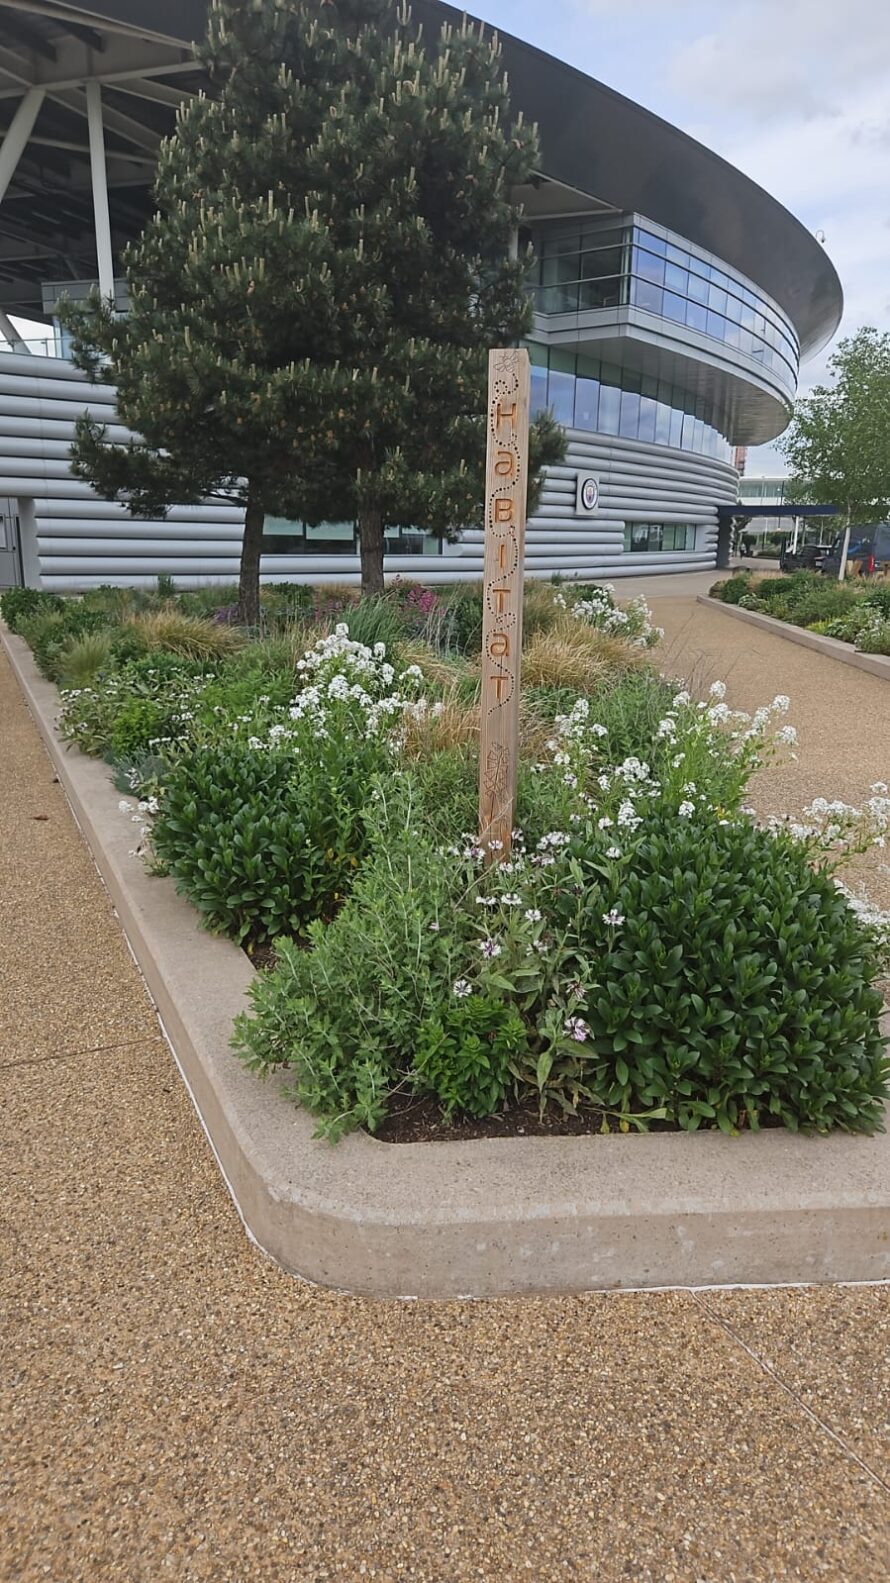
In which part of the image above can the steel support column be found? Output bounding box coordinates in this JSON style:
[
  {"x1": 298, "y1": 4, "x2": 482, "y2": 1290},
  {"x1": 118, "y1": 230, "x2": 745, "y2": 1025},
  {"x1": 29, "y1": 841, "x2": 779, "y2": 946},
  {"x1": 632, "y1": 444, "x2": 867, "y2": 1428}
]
[
  {"x1": 0, "y1": 87, "x2": 45, "y2": 204},
  {"x1": 85, "y1": 80, "x2": 115, "y2": 302}
]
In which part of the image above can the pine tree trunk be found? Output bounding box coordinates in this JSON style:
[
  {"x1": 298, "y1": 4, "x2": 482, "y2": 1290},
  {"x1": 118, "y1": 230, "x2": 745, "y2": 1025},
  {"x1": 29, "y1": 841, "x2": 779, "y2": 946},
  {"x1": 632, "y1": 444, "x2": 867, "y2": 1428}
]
[
  {"x1": 238, "y1": 495, "x2": 265, "y2": 626},
  {"x1": 357, "y1": 507, "x2": 386, "y2": 597}
]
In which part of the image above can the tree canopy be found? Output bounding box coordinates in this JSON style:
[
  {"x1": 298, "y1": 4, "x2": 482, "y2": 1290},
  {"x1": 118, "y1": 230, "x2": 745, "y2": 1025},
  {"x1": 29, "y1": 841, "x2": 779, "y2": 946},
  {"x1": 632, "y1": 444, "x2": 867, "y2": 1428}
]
[
  {"x1": 65, "y1": 0, "x2": 564, "y2": 617},
  {"x1": 780, "y1": 326, "x2": 890, "y2": 527}
]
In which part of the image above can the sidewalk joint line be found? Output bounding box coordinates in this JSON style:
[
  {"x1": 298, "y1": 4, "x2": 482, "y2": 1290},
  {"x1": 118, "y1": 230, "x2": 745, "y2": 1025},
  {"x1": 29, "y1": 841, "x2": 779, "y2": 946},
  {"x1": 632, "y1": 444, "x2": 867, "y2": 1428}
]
[
  {"x1": 688, "y1": 1290, "x2": 890, "y2": 1497},
  {"x1": 0, "y1": 1032, "x2": 166, "y2": 1072}
]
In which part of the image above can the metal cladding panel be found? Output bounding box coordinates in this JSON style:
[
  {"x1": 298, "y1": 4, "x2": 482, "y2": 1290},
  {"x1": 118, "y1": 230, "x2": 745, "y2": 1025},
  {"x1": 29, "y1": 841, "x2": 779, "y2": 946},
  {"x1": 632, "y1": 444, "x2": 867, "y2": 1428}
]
[{"x1": 1, "y1": 361, "x2": 731, "y2": 588}]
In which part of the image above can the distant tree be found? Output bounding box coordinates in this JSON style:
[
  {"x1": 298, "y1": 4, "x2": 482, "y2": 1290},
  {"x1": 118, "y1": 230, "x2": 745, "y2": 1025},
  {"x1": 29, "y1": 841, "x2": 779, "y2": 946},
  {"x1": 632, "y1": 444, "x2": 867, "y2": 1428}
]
[
  {"x1": 780, "y1": 327, "x2": 890, "y2": 578},
  {"x1": 63, "y1": 0, "x2": 563, "y2": 621}
]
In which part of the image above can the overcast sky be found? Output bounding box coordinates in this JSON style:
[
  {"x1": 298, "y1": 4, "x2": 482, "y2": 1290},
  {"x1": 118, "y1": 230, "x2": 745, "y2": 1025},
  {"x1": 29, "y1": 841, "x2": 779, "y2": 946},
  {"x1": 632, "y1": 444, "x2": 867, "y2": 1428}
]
[{"x1": 475, "y1": 0, "x2": 890, "y2": 473}]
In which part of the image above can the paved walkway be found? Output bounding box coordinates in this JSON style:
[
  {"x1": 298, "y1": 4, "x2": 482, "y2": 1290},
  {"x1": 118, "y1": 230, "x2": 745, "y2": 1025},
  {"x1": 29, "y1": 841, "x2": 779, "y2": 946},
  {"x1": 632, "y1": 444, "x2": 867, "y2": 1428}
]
[{"x1": 2, "y1": 629, "x2": 889, "y2": 1583}]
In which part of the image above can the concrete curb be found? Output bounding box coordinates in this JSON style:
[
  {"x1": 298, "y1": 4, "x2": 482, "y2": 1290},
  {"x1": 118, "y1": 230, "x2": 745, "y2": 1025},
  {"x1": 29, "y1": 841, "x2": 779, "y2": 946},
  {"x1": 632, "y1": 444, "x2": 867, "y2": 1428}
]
[
  {"x1": 698, "y1": 595, "x2": 890, "y2": 681},
  {"x1": 4, "y1": 625, "x2": 889, "y2": 1297}
]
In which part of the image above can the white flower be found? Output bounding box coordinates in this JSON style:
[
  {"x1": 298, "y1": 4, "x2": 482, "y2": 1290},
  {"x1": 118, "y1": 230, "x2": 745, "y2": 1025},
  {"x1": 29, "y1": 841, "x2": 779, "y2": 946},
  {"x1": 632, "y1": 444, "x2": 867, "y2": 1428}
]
[
  {"x1": 602, "y1": 909, "x2": 625, "y2": 927},
  {"x1": 564, "y1": 1016, "x2": 590, "y2": 1043},
  {"x1": 525, "y1": 908, "x2": 542, "y2": 922},
  {"x1": 709, "y1": 680, "x2": 727, "y2": 701},
  {"x1": 617, "y1": 801, "x2": 641, "y2": 829},
  {"x1": 606, "y1": 846, "x2": 622, "y2": 859},
  {"x1": 775, "y1": 725, "x2": 798, "y2": 745},
  {"x1": 678, "y1": 800, "x2": 695, "y2": 818},
  {"x1": 478, "y1": 938, "x2": 502, "y2": 959},
  {"x1": 501, "y1": 892, "x2": 522, "y2": 906},
  {"x1": 770, "y1": 694, "x2": 791, "y2": 714},
  {"x1": 475, "y1": 895, "x2": 498, "y2": 907},
  {"x1": 453, "y1": 978, "x2": 472, "y2": 998},
  {"x1": 118, "y1": 800, "x2": 132, "y2": 813}
]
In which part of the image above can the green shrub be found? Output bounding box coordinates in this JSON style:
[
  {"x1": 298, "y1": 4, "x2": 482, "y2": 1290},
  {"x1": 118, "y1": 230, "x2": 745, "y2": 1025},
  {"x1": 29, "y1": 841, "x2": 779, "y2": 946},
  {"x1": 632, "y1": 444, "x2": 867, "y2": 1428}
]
[
  {"x1": 233, "y1": 781, "x2": 473, "y2": 1136},
  {"x1": 857, "y1": 618, "x2": 890, "y2": 656},
  {"x1": 59, "y1": 653, "x2": 211, "y2": 757},
  {"x1": 17, "y1": 601, "x2": 112, "y2": 680},
  {"x1": 537, "y1": 813, "x2": 888, "y2": 1134},
  {"x1": 0, "y1": 586, "x2": 63, "y2": 633},
  {"x1": 712, "y1": 574, "x2": 751, "y2": 604},
  {"x1": 413, "y1": 995, "x2": 527, "y2": 1117},
  {"x1": 151, "y1": 635, "x2": 407, "y2": 943}
]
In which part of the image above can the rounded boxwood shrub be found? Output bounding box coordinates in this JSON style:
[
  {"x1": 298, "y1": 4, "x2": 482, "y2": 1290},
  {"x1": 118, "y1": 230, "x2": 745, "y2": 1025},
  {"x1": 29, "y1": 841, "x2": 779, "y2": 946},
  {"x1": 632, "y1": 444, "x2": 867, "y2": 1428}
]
[{"x1": 548, "y1": 813, "x2": 888, "y2": 1134}]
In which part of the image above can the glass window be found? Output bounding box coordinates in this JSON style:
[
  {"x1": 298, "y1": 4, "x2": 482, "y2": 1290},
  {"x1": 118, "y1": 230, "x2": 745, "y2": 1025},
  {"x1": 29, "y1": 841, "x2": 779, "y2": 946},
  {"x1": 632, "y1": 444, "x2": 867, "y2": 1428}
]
[
  {"x1": 574, "y1": 373, "x2": 599, "y2": 431},
  {"x1": 619, "y1": 388, "x2": 641, "y2": 436},
  {"x1": 598, "y1": 379, "x2": 621, "y2": 435},
  {"x1": 580, "y1": 274, "x2": 622, "y2": 309},
  {"x1": 632, "y1": 277, "x2": 662, "y2": 313},
  {"x1": 530, "y1": 360, "x2": 548, "y2": 417},
  {"x1": 708, "y1": 283, "x2": 728, "y2": 314},
  {"x1": 638, "y1": 395, "x2": 657, "y2": 443},
  {"x1": 655, "y1": 401, "x2": 672, "y2": 445},
  {"x1": 662, "y1": 290, "x2": 687, "y2": 324},
  {"x1": 706, "y1": 309, "x2": 726, "y2": 341},
  {"x1": 687, "y1": 269, "x2": 709, "y2": 303},
  {"x1": 580, "y1": 245, "x2": 623, "y2": 280},
  {"x1": 664, "y1": 261, "x2": 688, "y2": 294},
  {"x1": 547, "y1": 353, "x2": 576, "y2": 425},
  {"x1": 669, "y1": 406, "x2": 684, "y2": 448},
  {"x1": 686, "y1": 300, "x2": 707, "y2": 333},
  {"x1": 633, "y1": 247, "x2": 665, "y2": 284},
  {"x1": 665, "y1": 242, "x2": 689, "y2": 267},
  {"x1": 638, "y1": 230, "x2": 668, "y2": 256},
  {"x1": 625, "y1": 522, "x2": 652, "y2": 552}
]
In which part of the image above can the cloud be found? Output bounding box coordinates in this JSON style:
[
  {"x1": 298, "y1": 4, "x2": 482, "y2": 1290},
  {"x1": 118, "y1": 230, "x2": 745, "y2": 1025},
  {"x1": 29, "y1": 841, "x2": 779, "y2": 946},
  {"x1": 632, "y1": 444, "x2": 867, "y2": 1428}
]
[{"x1": 667, "y1": 0, "x2": 890, "y2": 123}]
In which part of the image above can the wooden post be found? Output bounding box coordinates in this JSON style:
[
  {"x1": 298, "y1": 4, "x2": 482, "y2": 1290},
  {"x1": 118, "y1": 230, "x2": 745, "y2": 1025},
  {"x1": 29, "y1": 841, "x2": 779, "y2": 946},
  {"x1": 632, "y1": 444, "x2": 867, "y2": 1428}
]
[{"x1": 478, "y1": 347, "x2": 530, "y2": 859}]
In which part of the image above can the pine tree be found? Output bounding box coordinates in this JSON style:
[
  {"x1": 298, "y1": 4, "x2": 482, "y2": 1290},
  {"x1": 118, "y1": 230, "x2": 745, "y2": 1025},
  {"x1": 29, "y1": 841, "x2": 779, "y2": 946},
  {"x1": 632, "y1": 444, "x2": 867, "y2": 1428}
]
[{"x1": 65, "y1": 0, "x2": 564, "y2": 620}]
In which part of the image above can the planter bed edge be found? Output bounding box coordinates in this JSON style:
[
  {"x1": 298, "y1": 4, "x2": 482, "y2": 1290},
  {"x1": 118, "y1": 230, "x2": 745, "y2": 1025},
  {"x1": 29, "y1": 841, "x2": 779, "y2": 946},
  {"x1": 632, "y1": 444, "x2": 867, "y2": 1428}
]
[
  {"x1": 698, "y1": 595, "x2": 890, "y2": 680},
  {"x1": 4, "y1": 624, "x2": 889, "y2": 1298}
]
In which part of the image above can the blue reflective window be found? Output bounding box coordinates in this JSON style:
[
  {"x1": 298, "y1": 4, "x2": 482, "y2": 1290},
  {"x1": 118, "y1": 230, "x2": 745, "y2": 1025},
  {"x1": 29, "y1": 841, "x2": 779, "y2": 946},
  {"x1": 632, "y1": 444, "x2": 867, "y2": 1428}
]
[
  {"x1": 665, "y1": 242, "x2": 689, "y2": 267},
  {"x1": 708, "y1": 283, "x2": 728, "y2": 314},
  {"x1": 638, "y1": 230, "x2": 667, "y2": 256},
  {"x1": 687, "y1": 300, "x2": 707, "y2": 333},
  {"x1": 574, "y1": 376, "x2": 599, "y2": 431},
  {"x1": 634, "y1": 247, "x2": 665, "y2": 284},
  {"x1": 619, "y1": 389, "x2": 641, "y2": 436},
  {"x1": 655, "y1": 401, "x2": 672, "y2": 445},
  {"x1": 530, "y1": 362, "x2": 548, "y2": 417},
  {"x1": 633, "y1": 278, "x2": 662, "y2": 313},
  {"x1": 706, "y1": 309, "x2": 727, "y2": 340},
  {"x1": 638, "y1": 395, "x2": 657, "y2": 442},
  {"x1": 548, "y1": 367, "x2": 576, "y2": 425},
  {"x1": 669, "y1": 407, "x2": 684, "y2": 448},
  {"x1": 598, "y1": 381, "x2": 620, "y2": 435},
  {"x1": 662, "y1": 290, "x2": 687, "y2": 324},
  {"x1": 664, "y1": 261, "x2": 689, "y2": 294}
]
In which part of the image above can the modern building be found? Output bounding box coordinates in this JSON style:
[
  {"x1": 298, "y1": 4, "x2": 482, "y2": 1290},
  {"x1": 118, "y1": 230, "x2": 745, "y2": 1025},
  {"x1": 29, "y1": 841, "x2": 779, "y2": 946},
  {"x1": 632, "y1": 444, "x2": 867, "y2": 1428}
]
[{"x1": 0, "y1": 0, "x2": 842, "y2": 590}]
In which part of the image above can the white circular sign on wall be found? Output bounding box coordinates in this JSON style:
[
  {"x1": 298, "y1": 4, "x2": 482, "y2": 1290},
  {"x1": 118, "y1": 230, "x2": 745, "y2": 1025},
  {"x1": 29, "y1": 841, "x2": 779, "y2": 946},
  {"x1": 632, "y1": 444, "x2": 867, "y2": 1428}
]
[{"x1": 576, "y1": 474, "x2": 600, "y2": 514}]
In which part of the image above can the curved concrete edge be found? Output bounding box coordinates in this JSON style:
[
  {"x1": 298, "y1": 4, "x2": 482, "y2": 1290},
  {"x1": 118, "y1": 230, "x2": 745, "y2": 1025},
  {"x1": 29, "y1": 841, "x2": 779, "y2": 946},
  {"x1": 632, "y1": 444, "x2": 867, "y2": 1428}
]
[
  {"x1": 698, "y1": 595, "x2": 890, "y2": 680},
  {"x1": 3, "y1": 624, "x2": 889, "y2": 1298}
]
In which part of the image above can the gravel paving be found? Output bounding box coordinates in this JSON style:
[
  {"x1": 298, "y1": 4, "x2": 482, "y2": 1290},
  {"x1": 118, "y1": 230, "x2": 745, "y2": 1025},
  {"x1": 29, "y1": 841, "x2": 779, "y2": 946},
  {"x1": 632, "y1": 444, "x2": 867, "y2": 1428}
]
[{"x1": 2, "y1": 626, "x2": 889, "y2": 1583}]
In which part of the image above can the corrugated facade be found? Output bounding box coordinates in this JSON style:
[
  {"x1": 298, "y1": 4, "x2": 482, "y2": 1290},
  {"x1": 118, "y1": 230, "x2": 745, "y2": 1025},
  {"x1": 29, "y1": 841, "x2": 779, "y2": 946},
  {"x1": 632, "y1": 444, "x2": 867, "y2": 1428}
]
[{"x1": 1, "y1": 352, "x2": 733, "y2": 589}]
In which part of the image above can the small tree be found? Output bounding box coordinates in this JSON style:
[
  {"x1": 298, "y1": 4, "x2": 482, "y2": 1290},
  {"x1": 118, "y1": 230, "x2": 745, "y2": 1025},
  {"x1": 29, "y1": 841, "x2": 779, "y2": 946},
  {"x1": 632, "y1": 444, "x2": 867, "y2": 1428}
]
[
  {"x1": 780, "y1": 327, "x2": 890, "y2": 579},
  {"x1": 64, "y1": 0, "x2": 563, "y2": 621}
]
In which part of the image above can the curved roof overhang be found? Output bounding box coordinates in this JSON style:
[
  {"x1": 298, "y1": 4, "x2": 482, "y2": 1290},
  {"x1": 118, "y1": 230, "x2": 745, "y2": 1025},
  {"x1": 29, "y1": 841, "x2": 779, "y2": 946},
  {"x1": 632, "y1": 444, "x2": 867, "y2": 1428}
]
[{"x1": 0, "y1": 0, "x2": 842, "y2": 360}]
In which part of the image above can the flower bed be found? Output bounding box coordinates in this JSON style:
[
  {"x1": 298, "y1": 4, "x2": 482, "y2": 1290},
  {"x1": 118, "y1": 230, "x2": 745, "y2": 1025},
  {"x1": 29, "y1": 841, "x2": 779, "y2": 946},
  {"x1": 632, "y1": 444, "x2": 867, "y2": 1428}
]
[
  {"x1": 4, "y1": 575, "x2": 888, "y2": 1143},
  {"x1": 710, "y1": 570, "x2": 890, "y2": 655}
]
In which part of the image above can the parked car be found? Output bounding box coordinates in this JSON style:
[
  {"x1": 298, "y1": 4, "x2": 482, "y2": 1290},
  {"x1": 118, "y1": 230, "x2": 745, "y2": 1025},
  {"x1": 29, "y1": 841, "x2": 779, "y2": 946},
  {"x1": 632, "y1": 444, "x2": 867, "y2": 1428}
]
[
  {"x1": 819, "y1": 523, "x2": 890, "y2": 578},
  {"x1": 779, "y1": 540, "x2": 833, "y2": 572}
]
